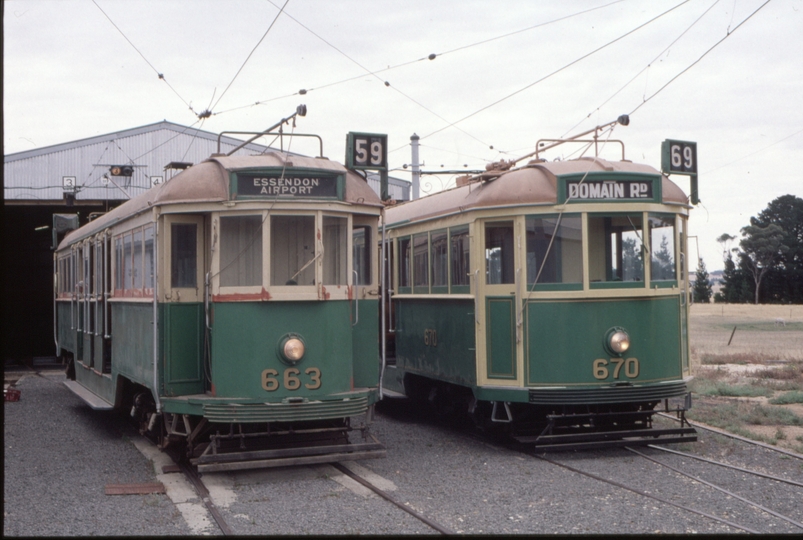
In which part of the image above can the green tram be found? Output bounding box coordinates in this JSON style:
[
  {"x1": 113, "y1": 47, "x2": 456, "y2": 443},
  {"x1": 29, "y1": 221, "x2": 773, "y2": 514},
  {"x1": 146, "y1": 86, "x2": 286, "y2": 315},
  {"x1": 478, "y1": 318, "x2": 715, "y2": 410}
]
[
  {"x1": 381, "y1": 121, "x2": 698, "y2": 450},
  {"x1": 54, "y1": 124, "x2": 386, "y2": 471}
]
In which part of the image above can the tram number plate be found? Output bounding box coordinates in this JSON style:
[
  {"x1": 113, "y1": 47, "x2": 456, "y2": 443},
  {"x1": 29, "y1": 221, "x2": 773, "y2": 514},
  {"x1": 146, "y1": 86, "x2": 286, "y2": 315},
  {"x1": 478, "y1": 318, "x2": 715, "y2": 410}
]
[
  {"x1": 261, "y1": 367, "x2": 321, "y2": 391},
  {"x1": 592, "y1": 358, "x2": 639, "y2": 380}
]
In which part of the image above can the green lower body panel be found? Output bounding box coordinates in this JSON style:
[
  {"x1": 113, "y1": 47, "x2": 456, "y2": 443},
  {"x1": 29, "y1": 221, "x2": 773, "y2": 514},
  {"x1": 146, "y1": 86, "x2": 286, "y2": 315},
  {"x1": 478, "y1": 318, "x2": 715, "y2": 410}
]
[{"x1": 526, "y1": 296, "x2": 683, "y2": 386}]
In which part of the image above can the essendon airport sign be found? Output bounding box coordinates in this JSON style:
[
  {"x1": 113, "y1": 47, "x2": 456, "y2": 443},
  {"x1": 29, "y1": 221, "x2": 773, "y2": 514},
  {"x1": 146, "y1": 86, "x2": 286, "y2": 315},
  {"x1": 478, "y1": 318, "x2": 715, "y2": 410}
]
[{"x1": 236, "y1": 172, "x2": 339, "y2": 198}]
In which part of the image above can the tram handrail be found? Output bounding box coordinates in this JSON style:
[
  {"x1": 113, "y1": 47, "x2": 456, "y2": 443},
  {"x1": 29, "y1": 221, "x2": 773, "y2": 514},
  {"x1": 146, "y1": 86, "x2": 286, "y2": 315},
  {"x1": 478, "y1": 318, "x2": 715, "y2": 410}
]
[
  {"x1": 352, "y1": 270, "x2": 359, "y2": 327},
  {"x1": 53, "y1": 255, "x2": 59, "y2": 353}
]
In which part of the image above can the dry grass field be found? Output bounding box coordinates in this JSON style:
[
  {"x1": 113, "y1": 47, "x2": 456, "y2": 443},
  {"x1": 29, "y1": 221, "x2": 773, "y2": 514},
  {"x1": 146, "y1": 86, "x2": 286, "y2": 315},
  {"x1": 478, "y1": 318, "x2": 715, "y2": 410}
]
[{"x1": 689, "y1": 303, "x2": 803, "y2": 452}]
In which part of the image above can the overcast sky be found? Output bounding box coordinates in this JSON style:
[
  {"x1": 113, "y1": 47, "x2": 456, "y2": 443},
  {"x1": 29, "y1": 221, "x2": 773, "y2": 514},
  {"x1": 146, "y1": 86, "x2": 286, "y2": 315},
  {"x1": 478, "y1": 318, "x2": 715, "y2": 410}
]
[{"x1": 4, "y1": 0, "x2": 802, "y2": 271}]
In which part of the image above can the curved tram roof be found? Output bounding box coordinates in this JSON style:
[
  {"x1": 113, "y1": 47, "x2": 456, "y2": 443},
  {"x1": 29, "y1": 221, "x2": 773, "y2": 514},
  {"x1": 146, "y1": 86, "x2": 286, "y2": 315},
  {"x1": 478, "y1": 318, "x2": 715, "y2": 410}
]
[
  {"x1": 59, "y1": 153, "x2": 383, "y2": 250},
  {"x1": 386, "y1": 157, "x2": 688, "y2": 227}
]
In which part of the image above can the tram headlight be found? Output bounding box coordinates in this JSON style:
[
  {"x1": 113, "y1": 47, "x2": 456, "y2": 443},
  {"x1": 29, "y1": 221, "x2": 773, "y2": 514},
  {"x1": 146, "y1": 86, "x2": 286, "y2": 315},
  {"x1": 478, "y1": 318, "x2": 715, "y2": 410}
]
[
  {"x1": 605, "y1": 327, "x2": 630, "y2": 356},
  {"x1": 277, "y1": 334, "x2": 306, "y2": 364}
]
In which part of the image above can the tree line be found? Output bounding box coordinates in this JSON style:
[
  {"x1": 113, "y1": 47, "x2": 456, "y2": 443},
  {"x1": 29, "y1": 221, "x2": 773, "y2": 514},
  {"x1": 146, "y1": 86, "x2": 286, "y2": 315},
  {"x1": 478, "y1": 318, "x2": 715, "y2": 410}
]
[{"x1": 693, "y1": 194, "x2": 803, "y2": 304}]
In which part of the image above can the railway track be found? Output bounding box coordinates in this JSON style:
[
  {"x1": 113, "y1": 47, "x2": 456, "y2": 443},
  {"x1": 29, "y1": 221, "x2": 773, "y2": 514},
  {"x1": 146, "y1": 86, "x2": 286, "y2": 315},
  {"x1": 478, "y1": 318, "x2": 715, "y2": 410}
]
[
  {"x1": 166, "y1": 450, "x2": 453, "y2": 535},
  {"x1": 532, "y1": 436, "x2": 803, "y2": 535}
]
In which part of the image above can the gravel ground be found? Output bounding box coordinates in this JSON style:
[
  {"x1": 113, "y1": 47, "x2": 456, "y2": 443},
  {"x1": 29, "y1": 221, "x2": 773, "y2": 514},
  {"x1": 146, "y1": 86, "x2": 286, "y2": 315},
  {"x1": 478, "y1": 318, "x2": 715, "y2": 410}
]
[
  {"x1": 3, "y1": 372, "x2": 191, "y2": 537},
  {"x1": 5, "y1": 372, "x2": 803, "y2": 536}
]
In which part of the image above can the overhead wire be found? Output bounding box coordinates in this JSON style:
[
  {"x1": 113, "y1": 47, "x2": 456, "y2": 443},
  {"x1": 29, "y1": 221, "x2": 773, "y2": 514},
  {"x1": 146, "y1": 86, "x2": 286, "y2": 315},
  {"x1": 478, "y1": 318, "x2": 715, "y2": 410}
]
[
  {"x1": 407, "y1": 0, "x2": 693, "y2": 149},
  {"x1": 562, "y1": 0, "x2": 722, "y2": 138},
  {"x1": 210, "y1": 0, "x2": 291, "y2": 113},
  {"x1": 702, "y1": 126, "x2": 803, "y2": 175},
  {"x1": 629, "y1": 0, "x2": 772, "y2": 116},
  {"x1": 91, "y1": 0, "x2": 197, "y2": 117},
  {"x1": 263, "y1": 0, "x2": 493, "y2": 150},
  {"x1": 214, "y1": 0, "x2": 625, "y2": 142}
]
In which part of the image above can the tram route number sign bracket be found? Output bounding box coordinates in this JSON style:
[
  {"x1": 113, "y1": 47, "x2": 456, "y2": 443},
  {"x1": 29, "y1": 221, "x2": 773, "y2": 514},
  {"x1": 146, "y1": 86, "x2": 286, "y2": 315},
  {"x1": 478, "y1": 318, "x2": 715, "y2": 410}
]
[
  {"x1": 661, "y1": 139, "x2": 699, "y2": 205},
  {"x1": 346, "y1": 132, "x2": 390, "y2": 201}
]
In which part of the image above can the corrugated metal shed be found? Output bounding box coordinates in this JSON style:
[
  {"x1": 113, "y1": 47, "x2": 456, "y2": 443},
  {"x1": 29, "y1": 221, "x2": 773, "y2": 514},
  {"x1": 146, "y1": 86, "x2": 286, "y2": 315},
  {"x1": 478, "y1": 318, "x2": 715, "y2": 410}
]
[{"x1": 4, "y1": 121, "x2": 410, "y2": 202}]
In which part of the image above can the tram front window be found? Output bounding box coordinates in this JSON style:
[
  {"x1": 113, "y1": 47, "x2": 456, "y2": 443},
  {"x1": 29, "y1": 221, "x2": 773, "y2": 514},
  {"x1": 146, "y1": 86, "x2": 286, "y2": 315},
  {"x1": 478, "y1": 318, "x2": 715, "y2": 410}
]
[
  {"x1": 526, "y1": 215, "x2": 582, "y2": 285},
  {"x1": 649, "y1": 215, "x2": 676, "y2": 281},
  {"x1": 221, "y1": 215, "x2": 263, "y2": 287},
  {"x1": 588, "y1": 215, "x2": 644, "y2": 282},
  {"x1": 323, "y1": 216, "x2": 347, "y2": 285},
  {"x1": 271, "y1": 216, "x2": 315, "y2": 285}
]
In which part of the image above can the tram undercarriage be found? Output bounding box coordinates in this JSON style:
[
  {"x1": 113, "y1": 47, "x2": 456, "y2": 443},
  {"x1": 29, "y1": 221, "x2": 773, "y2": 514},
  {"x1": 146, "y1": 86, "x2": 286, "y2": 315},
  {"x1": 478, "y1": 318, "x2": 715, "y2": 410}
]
[
  {"x1": 132, "y1": 396, "x2": 385, "y2": 472},
  {"x1": 506, "y1": 400, "x2": 697, "y2": 451},
  {"x1": 402, "y1": 376, "x2": 697, "y2": 452}
]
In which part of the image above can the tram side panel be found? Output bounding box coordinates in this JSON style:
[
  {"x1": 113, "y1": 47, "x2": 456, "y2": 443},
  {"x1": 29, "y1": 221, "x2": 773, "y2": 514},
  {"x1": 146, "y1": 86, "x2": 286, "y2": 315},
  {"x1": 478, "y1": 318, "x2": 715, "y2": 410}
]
[
  {"x1": 351, "y1": 298, "x2": 380, "y2": 390},
  {"x1": 395, "y1": 298, "x2": 477, "y2": 388}
]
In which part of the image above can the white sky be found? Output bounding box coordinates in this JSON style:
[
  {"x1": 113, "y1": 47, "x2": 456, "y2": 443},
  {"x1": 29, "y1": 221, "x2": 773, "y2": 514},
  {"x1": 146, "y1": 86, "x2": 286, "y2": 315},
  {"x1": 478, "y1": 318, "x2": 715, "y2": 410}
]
[{"x1": 4, "y1": 0, "x2": 802, "y2": 271}]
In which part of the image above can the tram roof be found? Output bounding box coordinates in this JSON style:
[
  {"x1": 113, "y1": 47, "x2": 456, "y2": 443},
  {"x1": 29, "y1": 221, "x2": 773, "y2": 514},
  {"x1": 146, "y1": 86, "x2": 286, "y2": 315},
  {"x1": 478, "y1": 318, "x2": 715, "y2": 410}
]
[
  {"x1": 58, "y1": 152, "x2": 383, "y2": 249},
  {"x1": 386, "y1": 157, "x2": 688, "y2": 226}
]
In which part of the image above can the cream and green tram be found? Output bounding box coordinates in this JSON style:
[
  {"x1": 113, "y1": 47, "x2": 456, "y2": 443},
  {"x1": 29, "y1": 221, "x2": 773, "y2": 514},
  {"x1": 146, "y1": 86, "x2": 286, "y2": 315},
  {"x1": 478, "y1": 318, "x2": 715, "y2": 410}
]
[
  {"x1": 382, "y1": 154, "x2": 697, "y2": 450},
  {"x1": 54, "y1": 142, "x2": 387, "y2": 471}
]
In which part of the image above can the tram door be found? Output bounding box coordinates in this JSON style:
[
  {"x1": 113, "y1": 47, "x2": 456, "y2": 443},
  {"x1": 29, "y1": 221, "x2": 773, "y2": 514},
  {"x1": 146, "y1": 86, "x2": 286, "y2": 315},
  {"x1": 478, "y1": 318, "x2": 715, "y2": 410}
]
[
  {"x1": 482, "y1": 220, "x2": 519, "y2": 383},
  {"x1": 162, "y1": 215, "x2": 205, "y2": 395}
]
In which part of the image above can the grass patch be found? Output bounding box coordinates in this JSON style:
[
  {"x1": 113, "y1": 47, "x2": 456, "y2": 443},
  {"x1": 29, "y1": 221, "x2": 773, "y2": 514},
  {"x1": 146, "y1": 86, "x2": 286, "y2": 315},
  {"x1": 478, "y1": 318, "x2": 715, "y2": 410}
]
[
  {"x1": 687, "y1": 401, "x2": 789, "y2": 446},
  {"x1": 744, "y1": 404, "x2": 803, "y2": 426},
  {"x1": 690, "y1": 379, "x2": 773, "y2": 398},
  {"x1": 753, "y1": 365, "x2": 803, "y2": 380},
  {"x1": 769, "y1": 390, "x2": 803, "y2": 405}
]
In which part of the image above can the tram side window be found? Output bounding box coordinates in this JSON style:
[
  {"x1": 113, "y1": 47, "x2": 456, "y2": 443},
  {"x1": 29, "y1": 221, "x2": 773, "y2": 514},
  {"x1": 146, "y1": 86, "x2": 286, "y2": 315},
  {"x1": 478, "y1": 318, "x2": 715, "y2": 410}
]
[
  {"x1": 526, "y1": 215, "x2": 582, "y2": 285},
  {"x1": 220, "y1": 216, "x2": 263, "y2": 287},
  {"x1": 679, "y1": 218, "x2": 686, "y2": 281},
  {"x1": 94, "y1": 241, "x2": 102, "y2": 296},
  {"x1": 431, "y1": 230, "x2": 448, "y2": 289},
  {"x1": 144, "y1": 226, "x2": 155, "y2": 290},
  {"x1": 353, "y1": 226, "x2": 371, "y2": 285},
  {"x1": 588, "y1": 215, "x2": 644, "y2": 282},
  {"x1": 171, "y1": 224, "x2": 197, "y2": 288},
  {"x1": 323, "y1": 216, "x2": 347, "y2": 285},
  {"x1": 115, "y1": 237, "x2": 123, "y2": 292},
  {"x1": 123, "y1": 233, "x2": 134, "y2": 290},
  {"x1": 450, "y1": 227, "x2": 470, "y2": 289},
  {"x1": 485, "y1": 222, "x2": 514, "y2": 284},
  {"x1": 132, "y1": 229, "x2": 143, "y2": 289},
  {"x1": 413, "y1": 233, "x2": 429, "y2": 290},
  {"x1": 649, "y1": 215, "x2": 676, "y2": 281},
  {"x1": 271, "y1": 216, "x2": 315, "y2": 285},
  {"x1": 398, "y1": 237, "x2": 411, "y2": 288}
]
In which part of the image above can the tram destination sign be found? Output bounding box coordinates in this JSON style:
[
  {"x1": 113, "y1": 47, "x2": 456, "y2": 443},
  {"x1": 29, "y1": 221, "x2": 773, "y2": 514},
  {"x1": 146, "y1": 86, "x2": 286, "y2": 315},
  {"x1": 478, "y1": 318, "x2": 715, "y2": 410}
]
[
  {"x1": 561, "y1": 177, "x2": 657, "y2": 203},
  {"x1": 235, "y1": 172, "x2": 340, "y2": 199}
]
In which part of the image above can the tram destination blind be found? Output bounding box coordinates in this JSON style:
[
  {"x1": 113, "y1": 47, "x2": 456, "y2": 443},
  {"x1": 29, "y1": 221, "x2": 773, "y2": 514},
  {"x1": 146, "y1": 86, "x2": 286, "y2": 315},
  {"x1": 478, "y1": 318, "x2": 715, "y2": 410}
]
[{"x1": 236, "y1": 173, "x2": 339, "y2": 198}]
